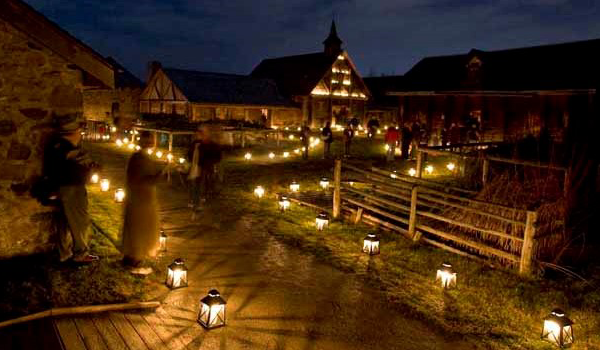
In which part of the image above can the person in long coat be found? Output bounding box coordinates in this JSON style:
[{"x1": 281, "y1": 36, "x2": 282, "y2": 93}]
[{"x1": 122, "y1": 131, "x2": 164, "y2": 273}]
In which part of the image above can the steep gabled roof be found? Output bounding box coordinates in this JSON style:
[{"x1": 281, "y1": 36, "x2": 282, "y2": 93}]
[
  {"x1": 0, "y1": 0, "x2": 114, "y2": 88},
  {"x1": 398, "y1": 38, "x2": 600, "y2": 92},
  {"x1": 250, "y1": 52, "x2": 337, "y2": 96},
  {"x1": 162, "y1": 68, "x2": 295, "y2": 107},
  {"x1": 105, "y1": 57, "x2": 144, "y2": 89}
]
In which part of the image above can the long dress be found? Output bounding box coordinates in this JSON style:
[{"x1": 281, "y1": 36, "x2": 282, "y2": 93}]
[{"x1": 122, "y1": 151, "x2": 161, "y2": 263}]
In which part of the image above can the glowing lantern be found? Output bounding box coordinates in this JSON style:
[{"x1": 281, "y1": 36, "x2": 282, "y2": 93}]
[
  {"x1": 315, "y1": 211, "x2": 329, "y2": 231},
  {"x1": 278, "y1": 195, "x2": 290, "y2": 212},
  {"x1": 90, "y1": 173, "x2": 99, "y2": 184},
  {"x1": 166, "y1": 153, "x2": 173, "y2": 162},
  {"x1": 179, "y1": 157, "x2": 186, "y2": 164},
  {"x1": 408, "y1": 168, "x2": 417, "y2": 177},
  {"x1": 362, "y1": 234, "x2": 380, "y2": 255},
  {"x1": 116, "y1": 139, "x2": 123, "y2": 147},
  {"x1": 377, "y1": 130, "x2": 381, "y2": 134},
  {"x1": 390, "y1": 171, "x2": 398, "y2": 179},
  {"x1": 127, "y1": 143, "x2": 135, "y2": 150},
  {"x1": 111, "y1": 126, "x2": 117, "y2": 132},
  {"x1": 283, "y1": 152, "x2": 290, "y2": 158},
  {"x1": 156, "y1": 151, "x2": 163, "y2": 159},
  {"x1": 319, "y1": 177, "x2": 330, "y2": 189},
  {"x1": 284, "y1": 127, "x2": 289, "y2": 131},
  {"x1": 100, "y1": 179, "x2": 110, "y2": 192},
  {"x1": 294, "y1": 149, "x2": 300, "y2": 154},
  {"x1": 114, "y1": 188, "x2": 125, "y2": 203},
  {"x1": 254, "y1": 186, "x2": 265, "y2": 199},
  {"x1": 198, "y1": 289, "x2": 227, "y2": 329},
  {"x1": 297, "y1": 127, "x2": 301, "y2": 131},
  {"x1": 244, "y1": 152, "x2": 252, "y2": 160},
  {"x1": 384, "y1": 144, "x2": 390, "y2": 151},
  {"x1": 541, "y1": 309, "x2": 574, "y2": 348},
  {"x1": 268, "y1": 152, "x2": 275, "y2": 159},
  {"x1": 313, "y1": 138, "x2": 320, "y2": 146},
  {"x1": 135, "y1": 145, "x2": 141, "y2": 151},
  {"x1": 147, "y1": 148, "x2": 154, "y2": 155},
  {"x1": 290, "y1": 181, "x2": 300, "y2": 192},
  {"x1": 159, "y1": 230, "x2": 167, "y2": 252},
  {"x1": 166, "y1": 258, "x2": 188, "y2": 289},
  {"x1": 288, "y1": 134, "x2": 295, "y2": 140},
  {"x1": 425, "y1": 165, "x2": 434, "y2": 175},
  {"x1": 301, "y1": 147, "x2": 306, "y2": 152},
  {"x1": 123, "y1": 137, "x2": 129, "y2": 144},
  {"x1": 446, "y1": 162, "x2": 456, "y2": 171},
  {"x1": 436, "y1": 262, "x2": 457, "y2": 289}
]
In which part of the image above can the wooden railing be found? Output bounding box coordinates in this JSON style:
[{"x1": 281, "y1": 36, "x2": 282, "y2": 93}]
[{"x1": 332, "y1": 159, "x2": 538, "y2": 276}]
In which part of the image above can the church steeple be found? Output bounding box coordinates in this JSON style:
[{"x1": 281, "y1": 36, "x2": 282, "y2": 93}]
[{"x1": 323, "y1": 20, "x2": 343, "y2": 57}]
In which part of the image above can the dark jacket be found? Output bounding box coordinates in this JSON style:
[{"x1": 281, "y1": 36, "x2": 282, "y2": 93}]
[
  {"x1": 321, "y1": 127, "x2": 333, "y2": 143},
  {"x1": 43, "y1": 136, "x2": 94, "y2": 187}
]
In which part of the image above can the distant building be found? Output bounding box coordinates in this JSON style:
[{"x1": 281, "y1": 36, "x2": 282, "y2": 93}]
[
  {"x1": 83, "y1": 57, "x2": 143, "y2": 139},
  {"x1": 363, "y1": 76, "x2": 403, "y2": 127},
  {"x1": 388, "y1": 40, "x2": 599, "y2": 146},
  {"x1": 251, "y1": 21, "x2": 370, "y2": 128}
]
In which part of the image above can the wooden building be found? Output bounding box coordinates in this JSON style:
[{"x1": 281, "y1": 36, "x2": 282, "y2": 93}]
[
  {"x1": 140, "y1": 64, "x2": 301, "y2": 127},
  {"x1": 389, "y1": 40, "x2": 599, "y2": 146},
  {"x1": 251, "y1": 21, "x2": 370, "y2": 128},
  {"x1": 363, "y1": 76, "x2": 403, "y2": 127}
]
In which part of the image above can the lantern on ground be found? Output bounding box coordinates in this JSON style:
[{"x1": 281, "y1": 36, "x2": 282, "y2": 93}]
[
  {"x1": 314, "y1": 138, "x2": 320, "y2": 146},
  {"x1": 284, "y1": 127, "x2": 289, "y2": 131},
  {"x1": 128, "y1": 143, "x2": 135, "y2": 150},
  {"x1": 425, "y1": 165, "x2": 434, "y2": 175},
  {"x1": 123, "y1": 137, "x2": 129, "y2": 144},
  {"x1": 135, "y1": 145, "x2": 141, "y2": 151},
  {"x1": 290, "y1": 181, "x2": 300, "y2": 192},
  {"x1": 198, "y1": 289, "x2": 227, "y2": 329},
  {"x1": 315, "y1": 211, "x2": 329, "y2": 231},
  {"x1": 147, "y1": 148, "x2": 154, "y2": 155},
  {"x1": 297, "y1": 127, "x2": 301, "y2": 131},
  {"x1": 114, "y1": 188, "x2": 125, "y2": 203},
  {"x1": 167, "y1": 153, "x2": 173, "y2": 162},
  {"x1": 283, "y1": 151, "x2": 290, "y2": 158},
  {"x1": 446, "y1": 162, "x2": 456, "y2": 171},
  {"x1": 278, "y1": 195, "x2": 290, "y2": 212},
  {"x1": 179, "y1": 157, "x2": 186, "y2": 164},
  {"x1": 436, "y1": 262, "x2": 457, "y2": 289},
  {"x1": 541, "y1": 309, "x2": 574, "y2": 348},
  {"x1": 100, "y1": 179, "x2": 110, "y2": 192},
  {"x1": 362, "y1": 234, "x2": 380, "y2": 255},
  {"x1": 408, "y1": 168, "x2": 417, "y2": 177},
  {"x1": 244, "y1": 152, "x2": 252, "y2": 161},
  {"x1": 288, "y1": 134, "x2": 295, "y2": 140},
  {"x1": 90, "y1": 173, "x2": 99, "y2": 184},
  {"x1": 254, "y1": 186, "x2": 265, "y2": 199},
  {"x1": 390, "y1": 170, "x2": 398, "y2": 179},
  {"x1": 294, "y1": 149, "x2": 300, "y2": 154},
  {"x1": 159, "y1": 229, "x2": 167, "y2": 252},
  {"x1": 111, "y1": 126, "x2": 117, "y2": 133},
  {"x1": 384, "y1": 144, "x2": 390, "y2": 151},
  {"x1": 116, "y1": 139, "x2": 123, "y2": 147},
  {"x1": 166, "y1": 258, "x2": 188, "y2": 289},
  {"x1": 320, "y1": 177, "x2": 330, "y2": 189},
  {"x1": 156, "y1": 151, "x2": 163, "y2": 159},
  {"x1": 268, "y1": 152, "x2": 275, "y2": 159},
  {"x1": 301, "y1": 147, "x2": 306, "y2": 152}
]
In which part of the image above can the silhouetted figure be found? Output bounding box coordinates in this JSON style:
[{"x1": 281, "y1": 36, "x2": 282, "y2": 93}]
[
  {"x1": 197, "y1": 126, "x2": 222, "y2": 204},
  {"x1": 384, "y1": 126, "x2": 399, "y2": 162},
  {"x1": 400, "y1": 125, "x2": 412, "y2": 160},
  {"x1": 187, "y1": 127, "x2": 204, "y2": 209},
  {"x1": 321, "y1": 121, "x2": 333, "y2": 159},
  {"x1": 343, "y1": 124, "x2": 354, "y2": 157},
  {"x1": 411, "y1": 121, "x2": 421, "y2": 158}
]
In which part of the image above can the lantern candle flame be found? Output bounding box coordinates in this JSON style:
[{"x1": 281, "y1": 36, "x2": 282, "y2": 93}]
[
  {"x1": 244, "y1": 152, "x2": 252, "y2": 160},
  {"x1": 436, "y1": 262, "x2": 457, "y2": 289},
  {"x1": 100, "y1": 179, "x2": 110, "y2": 192},
  {"x1": 254, "y1": 186, "x2": 265, "y2": 199},
  {"x1": 446, "y1": 162, "x2": 456, "y2": 171},
  {"x1": 290, "y1": 181, "x2": 300, "y2": 192},
  {"x1": 319, "y1": 177, "x2": 330, "y2": 190},
  {"x1": 114, "y1": 188, "x2": 125, "y2": 203},
  {"x1": 90, "y1": 173, "x2": 99, "y2": 184}
]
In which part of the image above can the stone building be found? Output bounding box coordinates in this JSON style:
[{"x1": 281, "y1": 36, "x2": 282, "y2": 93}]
[
  {"x1": 0, "y1": 0, "x2": 114, "y2": 258},
  {"x1": 83, "y1": 57, "x2": 143, "y2": 140},
  {"x1": 251, "y1": 21, "x2": 370, "y2": 128}
]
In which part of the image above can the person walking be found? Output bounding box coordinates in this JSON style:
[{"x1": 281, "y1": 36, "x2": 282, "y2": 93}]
[
  {"x1": 187, "y1": 127, "x2": 203, "y2": 209},
  {"x1": 384, "y1": 126, "x2": 399, "y2": 162},
  {"x1": 321, "y1": 121, "x2": 333, "y2": 159},
  {"x1": 197, "y1": 126, "x2": 222, "y2": 204},
  {"x1": 343, "y1": 124, "x2": 354, "y2": 158},
  {"x1": 300, "y1": 123, "x2": 310, "y2": 160},
  {"x1": 43, "y1": 116, "x2": 100, "y2": 264},
  {"x1": 410, "y1": 121, "x2": 421, "y2": 159},
  {"x1": 400, "y1": 124, "x2": 412, "y2": 160},
  {"x1": 122, "y1": 131, "x2": 165, "y2": 274}
]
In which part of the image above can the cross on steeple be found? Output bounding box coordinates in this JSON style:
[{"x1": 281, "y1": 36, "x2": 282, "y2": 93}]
[{"x1": 323, "y1": 20, "x2": 343, "y2": 57}]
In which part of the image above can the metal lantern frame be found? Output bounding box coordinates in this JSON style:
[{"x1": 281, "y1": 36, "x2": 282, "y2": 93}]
[
  {"x1": 315, "y1": 211, "x2": 330, "y2": 231},
  {"x1": 290, "y1": 181, "x2": 300, "y2": 192},
  {"x1": 254, "y1": 186, "x2": 265, "y2": 199},
  {"x1": 362, "y1": 234, "x2": 380, "y2": 255},
  {"x1": 541, "y1": 308, "x2": 574, "y2": 348},
  {"x1": 436, "y1": 262, "x2": 457, "y2": 289},
  {"x1": 166, "y1": 258, "x2": 188, "y2": 289},
  {"x1": 198, "y1": 289, "x2": 227, "y2": 329},
  {"x1": 90, "y1": 173, "x2": 99, "y2": 184},
  {"x1": 278, "y1": 195, "x2": 290, "y2": 212},
  {"x1": 100, "y1": 179, "x2": 110, "y2": 192},
  {"x1": 159, "y1": 230, "x2": 167, "y2": 253},
  {"x1": 319, "y1": 177, "x2": 330, "y2": 190},
  {"x1": 114, "y1": 188, "x2": 125, "y2": 203}
]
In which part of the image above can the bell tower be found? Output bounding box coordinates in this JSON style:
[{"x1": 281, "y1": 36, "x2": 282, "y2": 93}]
[{"x1": 323, "y1": 20, "x2": 343, "y2": 57}]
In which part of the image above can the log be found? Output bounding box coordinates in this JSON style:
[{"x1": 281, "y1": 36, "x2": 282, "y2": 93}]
[
  {"x1": 343, "y1": 205, "x2": 411, "y2": 238},
  {"x1": 288, "y1": 197, "x2": 330, "y2": 213},
  {"x1": 343, "y1": 197, "x2": 410, "y2": 225},
  {"x1": 369, "y1": 166, "x2": 477, "y2": 195}
]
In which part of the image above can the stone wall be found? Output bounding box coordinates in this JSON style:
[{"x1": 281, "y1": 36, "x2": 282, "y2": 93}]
[
  {"x1": 0, "y1": 18, "x2": 84, "y2": 258},
  {"x1": 83, "y1": 86, "x2": 141, "y2": 123}
]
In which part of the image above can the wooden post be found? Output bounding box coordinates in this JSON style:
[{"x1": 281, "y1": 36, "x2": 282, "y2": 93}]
[
  {"x1": 408, "y1": 185, "x2": 420, "y2": 241},
  {"x1": 333, "y1": 159, "x2": 342, "y2": 219},
  {"x1": 168, "y1": 133, "x2": 173, "y2": 152},
  {"x1": 482, "y1": 157, "x2": 490, "y2": 186},
  {"x1": 519, "y1": 211, "x2": 537, "y2": 276},
  {"x1": 354, "y1": 207, "x2": 364, "y2": 224},
  {"x1": 241, "y1": 130, "x2": 246, "y2": 148},
  {"x1": 416, "y1": 150, "x2": 423, "y2": 178},
  {"x1": 276, "y1": 130, "x2": 281, "y2": 147}
]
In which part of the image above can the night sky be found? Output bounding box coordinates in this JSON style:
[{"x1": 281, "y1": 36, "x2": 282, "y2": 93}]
[{"x1": 25, "y1": 0, "x2": 600, "y2": 81}]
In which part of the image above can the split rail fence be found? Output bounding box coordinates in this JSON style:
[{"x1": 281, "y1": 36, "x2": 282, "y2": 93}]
[{"x1": 331, "y1": 159, "x2": 538, "y2": 276}]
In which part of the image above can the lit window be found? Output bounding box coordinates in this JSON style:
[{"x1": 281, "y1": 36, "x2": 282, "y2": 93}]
[
  {"x1": 343, "y1": 80, "x2": 351, "y2": 85},
  {"x1": 337, "y1": 55, "x2": 345, "y2": 60},
  {"x1": 331, "y1": 79, "x2": 339, "y2": 84}
]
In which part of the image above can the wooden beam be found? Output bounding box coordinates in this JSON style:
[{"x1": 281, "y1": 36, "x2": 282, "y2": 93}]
[
  {"x1": 333, "y1": 159, "x2": 342, "y2": 219},
  {"x1": 519, "y1": 211, "x2": 537, "y2": 276}
]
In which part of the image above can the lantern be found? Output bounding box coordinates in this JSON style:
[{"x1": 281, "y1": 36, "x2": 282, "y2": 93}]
[
  {"x1": 362, "y1": 234, "x2": 380, "y2": 255},
  {"x1": 446, "y1": 162, "x2": 456, "y2": 171},
  {"x1": 135, "y1": 145, "x2": 141, "y2": 151},
  {"x1": 254, "y1": 186, "x2": 265, "y2": 199},
  {"x1": 147, "y1": 148, "x2": 154, "y2": 155},
  {"x1": 319, "y1": 177, "x2": 330, "y2": 189},
  {"x1": 384, "y1": 144, "x2": 390, "y2": 151},
  {"x1": 111, "y1": 126, "x2": 117, "y2": 132},
  {"x1": 116, "y1": 139, "x2": 123, "y2": 147},
  {"x1": 425, "y1": 165, "x2": 434, "y2": 175},
  {"x1": 315, "y1": 211, "x2": 329, "y2": 231},
  {"x1": 268, "y1": 152, "x2": 275, "y2": 159},
  {"x1": 166, "y1": 258, "x2": 188, "y2": 289},
  {"x1": 408, "y1": 168, "x2": 417, "y2": 177},
  {"x1": 167, "y1": 153, "x2": 173, "y2": 162},
  {"x1": 179, "y1": 157, "x2": 186, "y2": 164},
  {"x1": 244, "y1": 152, "x2": 252, "y2": 161},
  {"x1": 114, "y1": 188, "x2": 125, "y2": 203},
  {"x1": 283, "y1": 152, "x2": 290, "y2": 158},
  {"x1": 436, "y1": 262, "x2": 457, "y2": 289},
  {"x1": 290, "y1": 181, "x2": 300, "y2": 192},
  {"x1": 90, "y1": 173, "x2": 99, "y2": 184},
  {"x1": 313, "y1": 138, "x2": 320, "y2": 146},
  {"x1": 390, "y1": 171, "x2": 398, "y2": 179},
  {"x1": 159, "y1": 230, "x2": 167, "y2": 252},
  {"x1": 284, "y1": 127, "x2": 289, "y2": 131},
  {"x1": 541, "y1": 309, "x2": 574, "y2": 348},
  {"x1": 377, "y1": 129, "x2": 382, "y2": 134},
  {"x1": 297, "y1": 127, "x2": 301, "y2": 131},
  {"x1": 278, "y1": 195, "x2": 290, "y2": 211},
  {"x1": 197, "y1": 289, "x2": 227, "y2": 329},
  {"x1": 294, "y1": 149, "x2": 300, "y2": 154},
  {"x1": 156, "y1": 151, "x2": 163, "y2": 159},
  {"x1": 128, "y1": 143, "x2": 135, "y2": 150},
  {"x1": 100, "y1": 179, "x2": 110, "y2": 192},
  {"x1": 288, "y1": 134, "x2": 295, "y2": 140}
]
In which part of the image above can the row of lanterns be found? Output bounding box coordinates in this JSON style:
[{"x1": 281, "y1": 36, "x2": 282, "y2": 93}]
[
  {"x1": 389, "y1": 163, "x2": 456, "y2": 179},
  {"x1": 90, "y1": 173, "x2": 126, "y2": 203},
  {"x1": 115, "y1": 138, "x2": 186, "y2": 165},
  {"x1": 243, "y1": 137, "x2": 322, "y2": 162}
]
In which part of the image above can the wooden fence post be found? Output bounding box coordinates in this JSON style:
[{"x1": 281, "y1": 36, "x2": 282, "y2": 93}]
[
  {"x1": 482, "y1": 157, "x2": 490, "y2": 186},
  {"x1": 519, "y1": 211, "x2": 537, "y2": 276},
  {"x1": 416, "y1": 150, "x2": 423, "y2": 178},
  {"x1": 333, "y1": 159, "x2": 342, "y2": 219},
  {"x1": 409, "y1": 185, "x2": 420, "y2": 241}
]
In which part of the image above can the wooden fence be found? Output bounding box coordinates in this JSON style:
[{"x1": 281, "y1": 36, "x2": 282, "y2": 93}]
[{"x1": 332, "y1": 159, "x2": 538, "y2": 276}]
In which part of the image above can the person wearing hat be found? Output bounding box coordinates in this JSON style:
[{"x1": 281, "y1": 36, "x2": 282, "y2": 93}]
[{"x1": 43, "y1": 116, "x2": 100, "y2": 264}]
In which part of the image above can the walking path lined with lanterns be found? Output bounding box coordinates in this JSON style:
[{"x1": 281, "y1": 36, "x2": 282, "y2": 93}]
[{"x1": 49, "y1": 145, "x2": 476, "y2": 350}]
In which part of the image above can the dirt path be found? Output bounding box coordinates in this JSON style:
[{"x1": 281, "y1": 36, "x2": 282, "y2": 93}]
[{"x1": 90, "y1": 145, "x2": 476, "y2": 349}]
